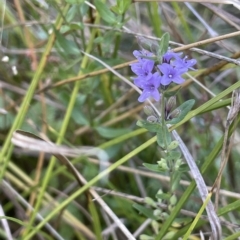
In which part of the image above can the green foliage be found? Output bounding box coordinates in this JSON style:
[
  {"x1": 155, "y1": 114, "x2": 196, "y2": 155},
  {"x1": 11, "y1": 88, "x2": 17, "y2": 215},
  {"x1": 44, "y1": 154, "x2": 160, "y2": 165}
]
[
  {"x1": 94, "y1": 0, "x2": 117, "y2": 25},
  {"x1": 158, "y1": 32, "x2": 170, "y2": 59},
  {"x1": 143, "y1": 163, "x2": 168, "y2": 173},
  {"x1": 95, "y1": 126, "x2": 130, "y2": 139},
  {"x1": 1, "y1": 1, "x2": 240, "y2": 240},
  {"x1": 55, "y1": 29, "x2": 81, "y2": 55},
  {"x1": 111, "y1": 0, "x2": 131, "y2": 15}
]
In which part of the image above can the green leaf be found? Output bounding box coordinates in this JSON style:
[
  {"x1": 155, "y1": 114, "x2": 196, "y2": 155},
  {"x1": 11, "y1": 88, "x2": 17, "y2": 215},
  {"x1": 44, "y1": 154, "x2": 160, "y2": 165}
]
[
  {"x1": 178, "y1": 163, "x2": 189, "y2": 172},
  {"x1": 95, "y1": 126, "x2": 130, "y2": 139},
  {"x1": 171, "y1": 172, "x2": 181, "y2": 191},
  {"x1": 167, "y1": 99, "x2": 195, "y2": 124},
  {"x1": 60, "y1": 23, "x2": 83, "y2": 34},
  {"x1": 111, "y1": 5, "x2": 121, "y2": 15},
  {"x1": 111, "y1": 0, "x2": 131, "y2": 15},
  {"x1": 95, "y1": 0, "x2": 117, "y2": 24},
  {"x1": 118, "y1": 0, "x2": 131, "y2": 13},
  {"x1": 66, "y1": 5, "x2": 79, "y2": 22},
  {"x1": 167, "y1": 150, "x2": 181, "y2": 160},
  {"x1": 55, "y1": 30, "x2": 80, "y2": 55},
  {"x1": 80, "y1": 2, "x2": 89, "y2": 15},
  {"x1": 167, "y1": 140, "x2": 179, "y2": 150},
  {"x1": 136, "y1": 120, "x2": 161, "y2": 132},
  {"x1": 158, "y1": 32, "x2": 170, "y2": 57},
  {"x1": 93, "y1": 36, "x2": 104, "y2": 44},
  {"x1": 69, "y1": 23, "x2": 83, "y2": 30},
  {"x1": 133, "y1": 203, "x2": 158, "y2": 220},
  {"x1": 156, "y1": 124, "x2": 171, "y2": 148},
  {"x1": 156, "y1": 193, "x2": 171, "y2": 201},
  {"x1": 144, "y1": 197, "x2": 157, "y2": 208},
  {"x1": 72, "y1": 109, "x2": 89, "y2": 126},
  {"x1": 143, "y1": 163, "x2": 167, "y2": 173}
]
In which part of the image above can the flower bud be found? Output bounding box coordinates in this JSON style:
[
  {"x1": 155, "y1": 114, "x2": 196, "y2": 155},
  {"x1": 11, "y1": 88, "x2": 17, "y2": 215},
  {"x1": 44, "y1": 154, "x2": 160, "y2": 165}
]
[
  {"x1": 160, "y1": 212, "x2": 169, "y2": 221},
  {"x1": 170, "y1": 194, "x2": 177, "y2": 206},
  {"x1": 144, "y1": 105, "x2": 155, "y2": 116},
  {"x1": 156, "y1": 189, "x2": 163, "y2": 204},
  {"x1": 153, "y1": 209, "x2": 162, "y2": 217},
  {"x1": 151, "y1": 220, "x2": 159, "y2": 233},
  {"x1": 174, "y1": 158, "x2": 182, "y2": 170},
  {"x1": 166, "y1": 96, "x2": 176, "y2": 113},
  {"x1": 168, "y1": 108, "x2": 181, "y2": 120},
  {"x1": 147, "y1": 115, "x2": 157, "y2": 123},
  {"x1": 167, "y1": 140, "x2": 179, "y2": 150},
  {"x1": 157, "y1": 158, "x2": 169, "y2": 170},
  {"x1": 168, "y1": 204, "x2": 175, "y2": 212}
]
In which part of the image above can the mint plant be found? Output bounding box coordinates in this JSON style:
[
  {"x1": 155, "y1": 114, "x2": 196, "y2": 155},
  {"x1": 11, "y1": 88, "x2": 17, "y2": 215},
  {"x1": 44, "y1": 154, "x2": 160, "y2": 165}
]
[{"x1": 131, "y1": 33, "x2": 197, "y2": 239}]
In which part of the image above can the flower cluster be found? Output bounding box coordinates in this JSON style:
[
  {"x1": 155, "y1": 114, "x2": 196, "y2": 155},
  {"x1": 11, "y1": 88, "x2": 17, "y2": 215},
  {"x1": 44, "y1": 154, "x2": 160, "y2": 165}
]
[{"x1": 130, "y1": 49, "x2": 196, "y2": 102}]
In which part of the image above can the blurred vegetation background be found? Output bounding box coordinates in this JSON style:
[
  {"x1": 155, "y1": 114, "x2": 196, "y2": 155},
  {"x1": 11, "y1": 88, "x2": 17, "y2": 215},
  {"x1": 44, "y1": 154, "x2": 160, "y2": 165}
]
[{"x1": 1, "y1": 0, "x2": 240, "y2": 239}]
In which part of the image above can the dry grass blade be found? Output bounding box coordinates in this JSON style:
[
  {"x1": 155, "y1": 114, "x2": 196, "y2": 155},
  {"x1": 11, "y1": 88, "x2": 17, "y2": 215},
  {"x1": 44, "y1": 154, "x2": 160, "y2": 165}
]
[
  {"x1": 0, "y1": 108, "x2": 7, "y2": 114},
  {"x1": 11, "y1": 130, "x2": 108, "y2": 161},
  {"x1": 0, "y1": 204, "x2": 13, "y2": 240},
  {"x1": 172, "y1": 130, "x2": 222, "y2": 240}
]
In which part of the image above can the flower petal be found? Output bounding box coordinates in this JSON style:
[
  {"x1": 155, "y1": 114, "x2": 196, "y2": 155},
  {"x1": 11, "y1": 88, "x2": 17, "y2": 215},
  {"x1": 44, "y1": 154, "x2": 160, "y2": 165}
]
[
  {"x1": 172, "y1": 76, "x2": 185, "y2": 84},
  {"x1": 138, "y1": 90, "x2": 152, "y2": 102},
  {"x1": 151, "y1": 89, "x2": 161, "y2": 101}
]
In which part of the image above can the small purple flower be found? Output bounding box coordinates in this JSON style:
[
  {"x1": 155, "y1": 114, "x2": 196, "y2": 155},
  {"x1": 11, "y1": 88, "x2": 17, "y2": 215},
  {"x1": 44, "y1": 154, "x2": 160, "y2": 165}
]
[
  {"x1": 130, "y1": 59, "x2": 154, "y2": 81},
  {"x1": 173, "y1": 56, "x2": 197, "y2": 71},
  {"x1": 134, "y1": 72, "x2": 161, "y2": 102},
  {"x1": 163, "y1": 51, "x2": 182, "y2": 63},
  {"x1": 158, "y1": 63, "x2": 185, "y2": 85}
]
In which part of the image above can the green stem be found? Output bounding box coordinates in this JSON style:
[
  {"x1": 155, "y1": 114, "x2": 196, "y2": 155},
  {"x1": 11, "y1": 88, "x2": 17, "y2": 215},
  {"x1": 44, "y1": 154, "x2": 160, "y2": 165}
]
[{"x1": 160, "y1": 92, "x2": 168, "y2": 150}]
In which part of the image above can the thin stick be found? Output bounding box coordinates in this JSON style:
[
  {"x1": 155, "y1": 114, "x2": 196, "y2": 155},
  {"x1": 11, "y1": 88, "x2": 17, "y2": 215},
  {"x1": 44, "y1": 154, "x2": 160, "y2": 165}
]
[{"x1": 212, "y1": 89, "x2": 240, "y2": 210}]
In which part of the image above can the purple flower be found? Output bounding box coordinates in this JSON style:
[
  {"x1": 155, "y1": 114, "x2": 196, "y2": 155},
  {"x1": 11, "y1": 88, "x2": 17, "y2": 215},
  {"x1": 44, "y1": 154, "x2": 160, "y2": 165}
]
[
  {"x1": 158, "y1": 63, "x2": 185, "y2": 85},
  {"x1": 173, "y1": 56, "x2": 197, "y2": 71},
  {"x1": 130, "y1": 59, "x2": 154, "y2": 81},
  {"x1": 134, "y1": 72, "x2": 161, "y2": 102},
  {"x1": 163, "y1": 51, "x2": 182, "y2": 63}
]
